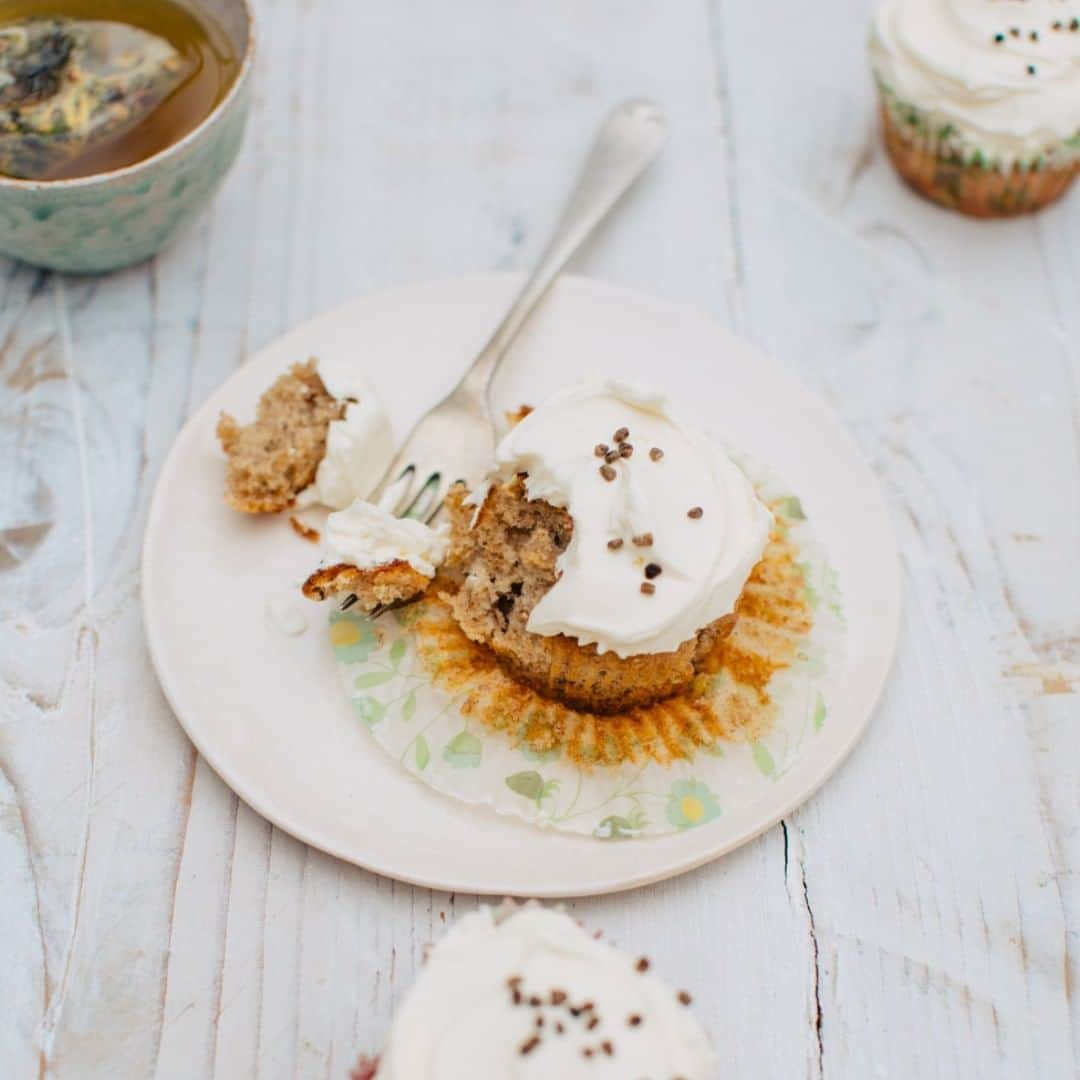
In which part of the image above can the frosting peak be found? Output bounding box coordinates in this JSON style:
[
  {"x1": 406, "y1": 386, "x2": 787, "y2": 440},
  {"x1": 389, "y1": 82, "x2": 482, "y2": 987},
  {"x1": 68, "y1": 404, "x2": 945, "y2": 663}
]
[{"x1": 488, "y1": 379, "x2": 772, "y2": 658}]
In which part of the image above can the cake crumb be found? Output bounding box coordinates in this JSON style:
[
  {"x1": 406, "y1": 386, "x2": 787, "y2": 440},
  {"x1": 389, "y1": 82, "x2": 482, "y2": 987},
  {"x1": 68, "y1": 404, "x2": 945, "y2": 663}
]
[
  {"x1": 289, "y1": 516, "x2": 321, "y2": 543},
  {"x1": 505, "y1": 404, "x2": 534, "y2": 428}
]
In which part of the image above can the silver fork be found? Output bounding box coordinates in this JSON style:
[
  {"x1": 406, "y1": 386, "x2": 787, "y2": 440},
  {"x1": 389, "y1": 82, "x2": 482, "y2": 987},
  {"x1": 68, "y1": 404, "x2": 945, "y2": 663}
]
[
  {"x1": 374, "y1": 98, "x2": 667, "y2": 512},
  {"x1": 344, "y1": 99, "x2": 668, "y2": 613}
]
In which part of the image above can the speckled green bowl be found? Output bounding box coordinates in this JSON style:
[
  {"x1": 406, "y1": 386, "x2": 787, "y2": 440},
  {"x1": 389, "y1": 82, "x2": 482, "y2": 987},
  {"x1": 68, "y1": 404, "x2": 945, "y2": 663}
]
[{"x1": 0, "y1": 0, "x2": 255, "y2": 274}]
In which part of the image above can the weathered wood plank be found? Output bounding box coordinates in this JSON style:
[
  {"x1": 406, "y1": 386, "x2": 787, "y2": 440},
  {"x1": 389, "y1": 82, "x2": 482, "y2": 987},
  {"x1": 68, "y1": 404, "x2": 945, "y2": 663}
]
[{"x1": 713, "y1": 0, "x2": 1079, "y2": 1073}]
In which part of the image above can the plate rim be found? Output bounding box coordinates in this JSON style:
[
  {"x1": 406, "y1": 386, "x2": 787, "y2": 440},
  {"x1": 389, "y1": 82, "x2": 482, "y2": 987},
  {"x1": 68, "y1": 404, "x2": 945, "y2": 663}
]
[{"x1": 142, "y1": 271, "x2": 901, "y2": 897}]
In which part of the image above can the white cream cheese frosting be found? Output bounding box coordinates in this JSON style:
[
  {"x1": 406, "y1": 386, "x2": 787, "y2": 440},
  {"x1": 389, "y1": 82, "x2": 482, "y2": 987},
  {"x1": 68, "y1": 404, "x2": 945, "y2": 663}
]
[
  {"x1": 375, "y1": 906, "x2": 716, "y2": 1080},
  {"x1": 485, "y1": 378, "x2": 772, "y2": 659},
  {"x1": 298, "y1": 356, "x2": 394, "y2": 510},
  {"x1": 325, "y1": 499, "x2": 449, "y2": 577},
  {"x1": 870, "y1": 0, "x2": 1080, "y2": 167}
]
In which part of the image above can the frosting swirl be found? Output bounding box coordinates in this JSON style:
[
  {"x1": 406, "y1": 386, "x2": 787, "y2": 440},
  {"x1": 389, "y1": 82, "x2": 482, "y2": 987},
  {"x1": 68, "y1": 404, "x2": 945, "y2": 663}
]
[
  {"x1": 375, "y1": 907, "x2": 715, "y2": 1080},
  {"x1": 870, "y1": 0, "x2": 1080, "y2": 166},
  {"x1": 486, "y1": 379, "x2": 771, "y2": 659}
]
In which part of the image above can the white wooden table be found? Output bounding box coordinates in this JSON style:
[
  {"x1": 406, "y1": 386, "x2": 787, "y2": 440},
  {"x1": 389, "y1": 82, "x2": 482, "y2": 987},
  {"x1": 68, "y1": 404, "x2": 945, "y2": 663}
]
[{"x1": 2, "y1": 2, "x2": 1077, "y2": 1076}]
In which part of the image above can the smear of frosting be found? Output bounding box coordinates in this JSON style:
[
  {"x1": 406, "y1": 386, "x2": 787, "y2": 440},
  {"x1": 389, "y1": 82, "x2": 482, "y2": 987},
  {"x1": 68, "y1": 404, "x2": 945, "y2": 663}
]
[
  {"x1": 870, "y1": 0, "x2": 1080, "y2": 166},
  {"x1": 485, "y1": 378, "x2": 772, "y2": 659},
  {"x1": 297, "y1": 356, "x2": 394, "y2": 510},
  {"x1": 264, "y1": 595, "x2": 308, "y2": 637},
  {"x1": 375, "y1": 907, "x2": 716, "y2": 1080},
  {"x1": 325, "y1": 499, "x2": 449, "y2": 577}
]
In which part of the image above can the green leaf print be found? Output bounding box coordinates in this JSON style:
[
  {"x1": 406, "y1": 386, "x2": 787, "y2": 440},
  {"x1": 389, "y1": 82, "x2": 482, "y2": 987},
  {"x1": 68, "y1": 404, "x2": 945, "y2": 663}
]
[
  {"x1": 442, "y1": 731, "x2": 482, "y2": 768},
  {"x1": 415, "y1": 735, "x2": 430, "y2": 771},
  {"x1": 813, "y1": 692, "x2": 827, "y2": 733},
  {"x1": 594, "y1": 804, "x2": 650, "y2": 839},
  {"x1": 779, "y1": 495, "x2": 806, "y2": 521},
  {"x1": 402, "y1": 691, "x2": 417, "y2": 723},
  {"x1": 751, "y1": 742, "x2": 776, "y2": 778},
  {"x1": 389, "y1": 638, "x2": 407, "y2": 666},
  {"x1": 352, "y1": 697, "x2": 387, "y2": 728},
  {"x1": 595, "y1": 815, "x2": 635, "y2": 840},
  {"x1": 505, "y1": 770, "x2": 545, "y2": 803},
  {"x1": 354, "y1": 671, "x2": 396, "y2": 689}
]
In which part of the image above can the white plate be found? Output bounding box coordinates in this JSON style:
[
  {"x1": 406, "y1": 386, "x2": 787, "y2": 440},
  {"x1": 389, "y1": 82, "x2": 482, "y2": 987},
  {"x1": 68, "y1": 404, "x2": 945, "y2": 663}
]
[{"x1": 142, "y1": 274, "x2": 899, "y2": 897}]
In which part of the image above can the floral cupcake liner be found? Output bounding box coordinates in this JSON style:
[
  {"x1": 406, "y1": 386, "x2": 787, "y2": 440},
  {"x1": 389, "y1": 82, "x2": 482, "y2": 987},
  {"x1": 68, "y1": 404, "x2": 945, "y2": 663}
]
[
  {"x1": 327, "y1": 458, "x2": 846, "y2": 839},
  {"x1": 874, "y1": 81, "x2": 1080, "y2": 217}
]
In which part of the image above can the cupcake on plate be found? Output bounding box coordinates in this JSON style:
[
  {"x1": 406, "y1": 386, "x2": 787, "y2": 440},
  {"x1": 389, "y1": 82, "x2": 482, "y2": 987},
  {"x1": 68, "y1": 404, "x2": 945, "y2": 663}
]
[
  {"x1": 443, "y1": 379, "x2": 772, "y2": 714},
  {"x1": 869, "y1": 0, "x2": 1080, "y2": 216},
  {"x1": 354, "y1": 905, "x2": 715, "y2": 1079}
]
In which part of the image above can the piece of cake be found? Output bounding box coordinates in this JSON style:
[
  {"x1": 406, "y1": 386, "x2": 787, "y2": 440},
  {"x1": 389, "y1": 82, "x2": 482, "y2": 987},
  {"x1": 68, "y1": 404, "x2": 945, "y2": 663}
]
[
  {"x1": 217, "y1": 360, "x2": 345, "y2": 513},
  {"x1": 357, "y1": 905, "x2": 715, "y2": 1079},
  {"x1": 301, "y1": 499, "x2": 449, "y2": 612},
  {"x1": 217, "y1": 356, "x2": 392, "y2": 513},
  {"x1": 442, "y1": 379, "x2": 772, "y2": 714}
]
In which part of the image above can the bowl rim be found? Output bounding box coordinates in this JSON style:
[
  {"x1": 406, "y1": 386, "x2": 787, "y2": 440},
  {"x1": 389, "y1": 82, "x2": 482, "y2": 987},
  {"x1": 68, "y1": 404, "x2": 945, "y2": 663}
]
[{"x1": 0, "y1": 0, "x2": 257, "y2": 191}]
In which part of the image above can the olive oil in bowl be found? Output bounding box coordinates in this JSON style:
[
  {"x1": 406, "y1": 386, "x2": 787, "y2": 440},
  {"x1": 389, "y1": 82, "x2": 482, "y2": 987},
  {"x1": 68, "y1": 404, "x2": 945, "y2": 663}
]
[{"x1": 0, "y1": 0, "x2": 240, "y2": 181}]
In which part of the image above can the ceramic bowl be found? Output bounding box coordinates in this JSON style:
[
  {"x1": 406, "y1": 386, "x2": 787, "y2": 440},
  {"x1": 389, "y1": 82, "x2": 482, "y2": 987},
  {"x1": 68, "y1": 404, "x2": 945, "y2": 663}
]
[{"x1": 0, "y1": 0, "x2": 255, "y2": 274}]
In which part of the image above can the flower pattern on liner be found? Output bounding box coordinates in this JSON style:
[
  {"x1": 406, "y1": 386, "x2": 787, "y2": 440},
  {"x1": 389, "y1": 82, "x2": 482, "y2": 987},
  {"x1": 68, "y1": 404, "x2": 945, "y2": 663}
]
[{"x1": 326, "y1": 458, "x2": 846, "y2": 839}]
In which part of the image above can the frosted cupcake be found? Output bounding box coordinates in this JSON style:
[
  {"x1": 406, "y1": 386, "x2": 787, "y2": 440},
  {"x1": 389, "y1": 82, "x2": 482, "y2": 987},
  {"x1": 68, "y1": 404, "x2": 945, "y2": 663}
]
[
  {"x1": 354, "y1": 905, "x2": 715, "y2": 1079},
  {"x1": 869, "y1": 0, "x2": 1080, "y2": 216},
  {"x1": 445, "y1": 380, "x2": 772, "y2": 714}
]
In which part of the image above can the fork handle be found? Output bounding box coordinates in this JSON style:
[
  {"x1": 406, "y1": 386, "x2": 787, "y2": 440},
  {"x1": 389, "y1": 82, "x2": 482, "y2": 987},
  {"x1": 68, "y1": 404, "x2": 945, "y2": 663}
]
[{"x1": 456, "y1": 99, "x2": 669, "y2": 408}]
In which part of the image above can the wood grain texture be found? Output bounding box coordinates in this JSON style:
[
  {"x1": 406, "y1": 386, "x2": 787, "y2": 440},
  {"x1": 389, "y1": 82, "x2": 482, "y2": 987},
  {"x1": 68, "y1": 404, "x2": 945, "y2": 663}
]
[{"x1": 0, "y1": 1, "x2": 1075, "y2": 1077}]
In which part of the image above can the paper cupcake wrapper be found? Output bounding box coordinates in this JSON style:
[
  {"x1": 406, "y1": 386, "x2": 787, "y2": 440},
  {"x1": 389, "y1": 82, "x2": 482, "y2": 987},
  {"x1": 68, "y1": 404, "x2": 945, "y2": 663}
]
[
  {"x1": 327, "y1": 459, "x2": 846, "y2": 839},
  {"x1": 874, "y1": 82, "x2": 1079, "y2": 217},
  {"x1": 874, "y1": 76, "x2": 1080, "y2": 171}
]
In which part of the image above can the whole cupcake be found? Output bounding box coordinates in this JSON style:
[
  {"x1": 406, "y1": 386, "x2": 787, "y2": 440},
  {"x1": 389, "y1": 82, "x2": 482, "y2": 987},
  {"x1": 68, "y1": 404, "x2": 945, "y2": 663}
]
[
  {"x1": 355, "y1": 905, "x2": 716, "y2": 1078},
  {"x1": 869, "y1": 0, "x2": 1080, "y2": 216}
]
